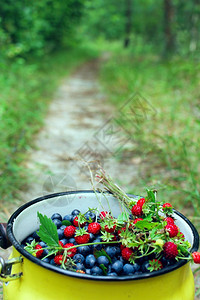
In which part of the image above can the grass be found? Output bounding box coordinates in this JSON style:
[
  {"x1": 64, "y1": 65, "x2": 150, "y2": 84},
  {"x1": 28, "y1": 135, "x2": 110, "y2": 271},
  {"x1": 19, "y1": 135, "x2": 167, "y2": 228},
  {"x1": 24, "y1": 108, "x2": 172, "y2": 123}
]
[
  {"x1": 0, "y1": 44, "x2": 99, "y2": 215},
  {"x1": 100, "y1": 46, "x2": 200, "y2": 229}
]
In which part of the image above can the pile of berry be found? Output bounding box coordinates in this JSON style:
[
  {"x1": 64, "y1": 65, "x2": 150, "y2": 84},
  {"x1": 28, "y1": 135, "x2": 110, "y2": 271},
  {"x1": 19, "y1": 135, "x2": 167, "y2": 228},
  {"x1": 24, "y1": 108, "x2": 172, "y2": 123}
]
[{"x1": 23, "y1": 194, "x2": 200, "y2": 277}]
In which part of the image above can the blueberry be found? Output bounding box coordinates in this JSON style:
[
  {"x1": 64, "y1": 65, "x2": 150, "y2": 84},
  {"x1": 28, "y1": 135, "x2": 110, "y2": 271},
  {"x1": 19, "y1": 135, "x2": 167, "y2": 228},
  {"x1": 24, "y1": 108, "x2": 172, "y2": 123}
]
[
  {"x1": 111, "y1": 257, "x2": 117, "y2": 263},
  {"x1": 105, "y1": 246, "x2": 116, "y2": 258},
  {"x1": 123, "y1": 264, "x2": 135, "y2": 275},
  {"x1": 107, "y1": 272, "x2": 118, "y2": 276},
  {"x1": 89, "y1": 233, "x2": 95, "y2": 242},
  {"x1": 114, "y1": 246, "x2": 121, "y2": 256},
  {"x1": 71, "y1": 209, "x2": 81, "y2": 216},
  {"x1": 60, "y1": 238, "x2": 68, "y2": 245},
  {"x1": 91, "y1": 266, "x2": 103, "y2": 276},
  {"x1": 42, "y1": 257, "x2": 50, "y2": 263},
  {"x1": 50, "y1": 258, "x2": 56, "y2": 266},
  {"x1": 51, "y1": 213, "x2": 62, "y2": 221},
  {"x1": 24, "y1": 236, "x2": 34, "y2": 244},
  {"x1": 132, "y1": 263, "x2": 140, "y2": 272},
  {"x1": 85, "y1": 211, "x2": 96, "y2": 222},
  {"x1": 63, "y1": 214, "x2": 73, "y2": 222},
  {"x1": 52, "y1": 219, "x2": 62, "y2": 228},
  {"x1": 39, "y1": 241, "x2": 47, "y2": 248},
  {"x1": 84, "y1": 224, "x2": 89, "y2": 231},
  {"x1": 111, "y1": 260, "x2": 123, "y2": 274},
  {"x1": 60, "y1": 225, "x2": 66, "y2": 230},
  {"x1": 118, "y1": 256, "x2": 126, "y2": 264},
  {"x1": 42, "y1": 248, "x2": 49, "y2": 257},
  {"x1": 68, "y1": 238, "x2": 76, "y2": 244},
  {"x1": 92, "y1": 238, "x2": 102, "y2": 250},
  {"x1": 77, "y1": 245, "x2": 91, "y2": 256},
  {"x1": 97, "y1": 256, "x2": 110, "y2": 267},
  {"x1": 76, "y1": 263, "x2": 86, "y2": 271},
  {"x1": 85, "y1": 269, "x2": 91, "y2": 275},
  {"x1": 85, "y1": 254, "x2": 96, "y2": 268},
  {"x1": 73, "y1": 254, "x2": 85, "y2": 264},
  {"x1": 141, "y1": 261, "x2": 150, "y2": 273},
  {"x1": 32, "y1": 231, "x2": 40, "y2": 241},
  {"x1": 161, "y1": 257, "x2": 174, "y2": 267},
  {"x1": 57, "y1": 228, "x2": 64, "y2": 239}
]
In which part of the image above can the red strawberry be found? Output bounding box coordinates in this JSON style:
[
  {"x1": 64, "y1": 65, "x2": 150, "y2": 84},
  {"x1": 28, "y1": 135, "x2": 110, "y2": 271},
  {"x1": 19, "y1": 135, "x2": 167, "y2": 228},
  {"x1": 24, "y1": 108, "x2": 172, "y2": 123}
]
[
  {"x1": 64, "y1": 243, "x2": 77, "y2": 257},
  {"x1": 59, "y1": 241, "x2": 64, "y2": 248},
  {"x1": 192, "y1": 252, "x2": 200, "y2": 264},
  {"x1": 73, "y1": 216, "x2": 86, "y2": 228},
  {"x1": 165, "y1": 224, "x2": 179, "y2": 237},
  {"x1": 35, "y1": 244, "x2": 43, "y2": 258},
  {"x1": 137, "y1": 198, "x2": 145, "y2": 206},
  {"x1": 131, "y1": 204, "x2": 143, "y2": 216},
  {"x1": 88, "y1": 222, "x2": 101, "y2": 234},
  {"x1": 163, "y1": 203, "x2": 172, "y2": 209},
  {"x1": 54, "y1": 254, "x2": 66, "y2": 265},
  {"x1": 121, "y1": 247, "x2": 133, "y2": 261},
  {"x1": 75, "y1": 228, "x2": 90, "y2": 244},
  {"x1": 179, "y1": 231, "x2": 185, "y2": 240},
  {"x1": 100, "y1": 211, "x2": 109, "y2": 219},
  {"x1": 163, "y1": 242, "x2": 178, "y2": 259},
  {"x1": 105, "y1": 224, "x2": 116, "y2": 233},
  {"x1": 120, "y1": 244, "x2": 125, "y2": 251},
  {"x1": 64, "y1": 225, "x2": 76, "y2": 238},
  {"x1": 118, "y1": 226, "x2": 126, "y2": 235},
  {"x1": 133, "y1": 218, "x2": 143, "y2": 224},
  {"x1": 148, "y1": 259, "x2": 163, "y2": 271},
  {"x1": 165, "y1": 217, "x2": 175, "y2": 225}
]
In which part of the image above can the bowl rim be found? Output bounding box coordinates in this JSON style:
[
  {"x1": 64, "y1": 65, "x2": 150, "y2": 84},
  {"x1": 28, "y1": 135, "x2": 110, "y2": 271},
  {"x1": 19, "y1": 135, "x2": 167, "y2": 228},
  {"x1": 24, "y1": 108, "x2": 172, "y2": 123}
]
[{"x1": 7, "y1": 190, "x2": 200, "y2": 282}]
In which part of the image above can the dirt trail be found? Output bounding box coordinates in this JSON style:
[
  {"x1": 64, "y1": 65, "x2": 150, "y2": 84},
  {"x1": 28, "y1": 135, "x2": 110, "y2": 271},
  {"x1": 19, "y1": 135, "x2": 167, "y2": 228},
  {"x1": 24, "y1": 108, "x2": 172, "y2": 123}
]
[{"x1": 0, "y1": 58, "x2": 199, "y2": 299}]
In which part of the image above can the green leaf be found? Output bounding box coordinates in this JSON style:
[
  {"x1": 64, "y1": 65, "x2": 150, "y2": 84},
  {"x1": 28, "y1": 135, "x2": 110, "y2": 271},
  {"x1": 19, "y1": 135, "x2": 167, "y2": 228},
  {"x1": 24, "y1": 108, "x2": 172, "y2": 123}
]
[
  {"x1": 117, "y1": 211, "x2": 129, "y2": 224},
  {"x1": 99, "y1": 264, "x2": 107, "y2": 275},
  {"x1": 134, "y1": 220, "x2": 158, "y2": 230},
  {"x1": 93, "y1": 249, "x2": 112, "y2": 264},
  {"x1": 62, "y1": 220, "x2": 72, "y2": 226},
  {"x1": 37, "y1": 212, "x2": 59, "y2": 247}
]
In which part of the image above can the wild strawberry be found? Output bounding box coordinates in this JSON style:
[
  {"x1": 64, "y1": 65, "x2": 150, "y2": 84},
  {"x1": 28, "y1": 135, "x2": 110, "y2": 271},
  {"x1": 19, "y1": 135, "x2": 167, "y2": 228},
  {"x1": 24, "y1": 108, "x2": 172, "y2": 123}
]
[
  {"x1": 137, "y1": 198, "x2": 145, "y2": 206},
  {"x1": 165, "y1": 217, "x2": 175, "y2": 225},
  {"x1": 105, "y1": 224, "x2": 116, "y2": 233},
  {"x1": 54, "y1": 254, "x2": 66, "y2": 265},
  {"x1": 35, "y1": 244, "x2": 43, "y2": 258},
  {"x1": 64, "y1": 225, "x2": 76, "y2": 238},
  {"x1": 76, "y1": 270, "x2": 85, "y2": 274},
  {"x1": 120, "y1": 244, "x2": 125, "y2": 251},
  {"x1": 118, "y1": 226, "x2": 126, "y2": 235},
  {"x1": 165, "y1": 224, "x2": 179, "y2": 237},
  {"x1": 75, "y1": 228, "x2": 90, "y2": 244},
  {"x1": 73, "y1": 216, "x2": 86, "y2": 228},
  {"x1": 148, "y1": 259, "x2": 163, "y2": 271},
  {"x1": 178, "y1": 231, "x2": 185, "y2": 240},
  {"x1": 163, "y1": 203, "x2": 172, "y2": 209},
  {"x1": 133, "y1": 218, "x2": 143, "y2": 224},
  {"x1": 99, "y1": 211, "x2": 109, "y2": 219},
  {"x1": 64, "y1": 243, "x2": 77, "y2": 257},
  {"x1": 59, "y1": 241, "x2": 64, "y2": 248},
  {"x1": 88, "y1": 222, "x2": 101, "y2": 234},
  {"x1": 163, "y1": 242, "x2": 178, "y2": 259},
  {"x1": 192, "y1": 252, "x2": 200, "y2": 264},
  {"x1": 131, "y1": 204, "x2": 143, "y2": 216},
  {"x1": 121, "y1": 247, "x2": 133, "y2": 261}
]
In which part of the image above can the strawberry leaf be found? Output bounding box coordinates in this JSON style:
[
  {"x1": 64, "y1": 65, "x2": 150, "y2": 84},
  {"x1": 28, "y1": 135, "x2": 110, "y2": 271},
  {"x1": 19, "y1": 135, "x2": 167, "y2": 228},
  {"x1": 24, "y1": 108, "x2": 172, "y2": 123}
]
[
  {"x1": 62, "y1": 220, "x2": 72, "y2": 226},
  {"x1": 93, "y1": 249, "x2": 112, "y2": 264},
  {"x1": 99, "y1": 264, "x2": 107, "y2": 275},
  {"x1": 37, "y1": 212, "x2": 59, "y2": 247}
]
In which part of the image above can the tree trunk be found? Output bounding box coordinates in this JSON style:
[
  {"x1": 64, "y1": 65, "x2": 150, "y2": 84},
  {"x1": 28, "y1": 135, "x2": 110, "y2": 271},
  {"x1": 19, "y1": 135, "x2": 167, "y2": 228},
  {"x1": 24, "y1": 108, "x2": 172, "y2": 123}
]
[
  {"x1": 124, "y1": 0, "x2": 132, "y2": 48},
  {"x1": 164, "y1": 0, "x2": 175, "y2": 54}
]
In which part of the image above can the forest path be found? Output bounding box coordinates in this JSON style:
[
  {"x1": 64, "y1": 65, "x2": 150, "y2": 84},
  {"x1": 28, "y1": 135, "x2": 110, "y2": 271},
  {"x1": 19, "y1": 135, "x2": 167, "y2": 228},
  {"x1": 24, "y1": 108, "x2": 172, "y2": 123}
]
[{"x1": 0, "y1": 57, "x2": 199, "y2": 299}]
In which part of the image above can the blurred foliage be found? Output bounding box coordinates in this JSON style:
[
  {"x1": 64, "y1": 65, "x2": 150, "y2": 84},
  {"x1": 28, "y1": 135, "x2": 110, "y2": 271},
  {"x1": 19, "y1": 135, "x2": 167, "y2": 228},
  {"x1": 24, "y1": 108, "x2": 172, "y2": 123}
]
[
  {"x1": 81, "y1": 0, "x2": 200, "y2": 57},
  {"x1": 0, "y1": 0, "x2": 83, "y2": 58}
]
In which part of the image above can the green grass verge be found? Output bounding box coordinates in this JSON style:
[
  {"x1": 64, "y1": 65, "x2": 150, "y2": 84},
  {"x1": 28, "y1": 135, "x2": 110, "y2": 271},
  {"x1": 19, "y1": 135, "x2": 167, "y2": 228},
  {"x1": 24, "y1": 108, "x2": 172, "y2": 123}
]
[
  {"x1": 0, "y1": 45, "x2": 99, "y2": 206},
  {"x1": 100, "y1": 48, "x2": 200, "y2": 224}
]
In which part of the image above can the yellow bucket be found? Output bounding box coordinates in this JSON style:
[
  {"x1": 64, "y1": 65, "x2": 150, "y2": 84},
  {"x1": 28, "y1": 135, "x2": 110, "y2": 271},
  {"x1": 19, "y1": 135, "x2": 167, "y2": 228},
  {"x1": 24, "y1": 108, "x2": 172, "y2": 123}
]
[{"x1": 1, "y1": 191, "x2": 199, "y2": 300}]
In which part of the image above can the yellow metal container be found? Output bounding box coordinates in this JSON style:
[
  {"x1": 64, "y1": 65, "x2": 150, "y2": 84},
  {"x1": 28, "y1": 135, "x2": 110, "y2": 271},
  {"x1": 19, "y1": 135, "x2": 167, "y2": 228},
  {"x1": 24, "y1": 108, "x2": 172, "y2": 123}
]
[{"x1": 1, "y1": 191, "x2": 199, "y2": 300}]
